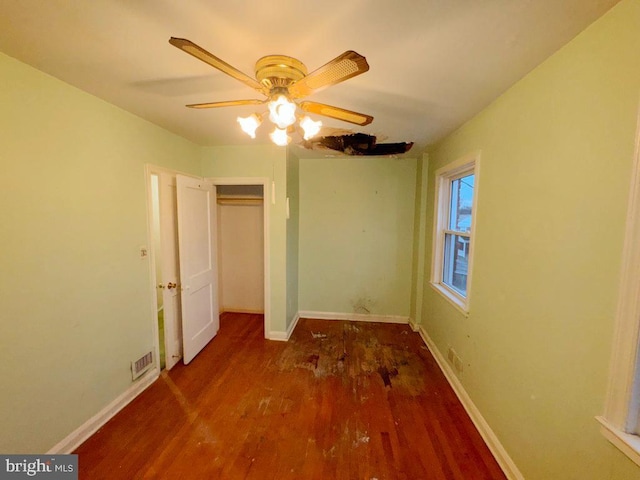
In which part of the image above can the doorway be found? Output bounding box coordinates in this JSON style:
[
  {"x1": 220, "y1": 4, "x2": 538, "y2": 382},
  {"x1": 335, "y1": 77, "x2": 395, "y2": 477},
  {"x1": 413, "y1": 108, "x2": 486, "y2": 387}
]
[
  {"x1": 149, "y1": 174, "x2": 165, "y2": 369},
  {"x1": 148, "y1": 169, "x2": 272, "y2": 372},
  {"x1": 216, "y1": 184, "x2": 265, "y2": 315},
  {"x1": 147, "y1": 168, "x2": 184, "y2": 371},
  {"x1": 209, "y1": 177, "x2": 271, "y2": 337}
]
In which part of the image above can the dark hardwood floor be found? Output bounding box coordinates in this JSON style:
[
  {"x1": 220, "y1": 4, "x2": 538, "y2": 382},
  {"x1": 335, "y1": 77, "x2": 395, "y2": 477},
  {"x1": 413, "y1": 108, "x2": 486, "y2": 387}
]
[{"x1": 74, "y1": 313, "x2": 506, "y2": 479}]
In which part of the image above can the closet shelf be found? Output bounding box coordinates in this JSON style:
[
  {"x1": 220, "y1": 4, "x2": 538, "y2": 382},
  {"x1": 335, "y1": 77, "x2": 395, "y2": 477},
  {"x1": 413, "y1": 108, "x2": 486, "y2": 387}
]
[{"x1": 217, "y1": 196, "x2": 263, "y2": 206}]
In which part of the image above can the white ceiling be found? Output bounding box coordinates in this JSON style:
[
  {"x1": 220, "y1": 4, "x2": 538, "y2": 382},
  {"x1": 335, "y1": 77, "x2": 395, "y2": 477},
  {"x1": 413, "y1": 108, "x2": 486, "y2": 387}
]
[{"x1": 0, "y1": 0, "x2": 620, "y2": 156}]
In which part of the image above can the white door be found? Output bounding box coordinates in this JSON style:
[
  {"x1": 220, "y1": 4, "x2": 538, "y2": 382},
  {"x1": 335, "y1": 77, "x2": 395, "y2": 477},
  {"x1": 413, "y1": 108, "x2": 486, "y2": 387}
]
[
  {"x1": 158, "y1": 172, "x2": 182, "y2": 370},
  {"x1": 176, "y1": 175, "x2": 219, "y2": 364}
]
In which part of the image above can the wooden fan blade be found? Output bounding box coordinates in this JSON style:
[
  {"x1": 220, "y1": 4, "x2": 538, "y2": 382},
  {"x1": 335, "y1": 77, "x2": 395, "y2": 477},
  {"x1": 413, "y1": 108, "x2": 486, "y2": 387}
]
[
  {"x1": 169, "y1": 37, "x2": 266, "y2": 94},
  {"x1": 186, "y1": 99, "x2": 265, "y2": 109},
  {"x1": 299, "y1": 101, "x2": 373, "y2": 126},
  {"x1": 289, "y1": 51, "x2": 369, "y2": 98}
]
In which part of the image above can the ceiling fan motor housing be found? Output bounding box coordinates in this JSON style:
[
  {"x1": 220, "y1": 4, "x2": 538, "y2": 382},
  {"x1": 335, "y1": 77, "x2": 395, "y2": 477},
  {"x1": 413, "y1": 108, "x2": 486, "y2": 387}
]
[{"x1": 255, "y1": 55, "x2": 308, "y2": 92}]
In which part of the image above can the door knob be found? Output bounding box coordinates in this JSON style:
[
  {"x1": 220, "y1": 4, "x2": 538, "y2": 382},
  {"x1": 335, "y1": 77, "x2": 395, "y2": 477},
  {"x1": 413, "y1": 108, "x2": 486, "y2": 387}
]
[{"x1": 167, "y1": 282, "x2": 177, "y2": 290}]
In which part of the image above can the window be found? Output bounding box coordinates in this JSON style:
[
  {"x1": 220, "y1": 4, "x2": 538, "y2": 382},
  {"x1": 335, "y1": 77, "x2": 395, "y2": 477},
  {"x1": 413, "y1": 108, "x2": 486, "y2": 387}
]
[
  {"x1": 597, "y1": 131, "x2": 640, "y2": 466},
  {"x1": 431, "y1": 153, "x2": 479, "y2": 313}
]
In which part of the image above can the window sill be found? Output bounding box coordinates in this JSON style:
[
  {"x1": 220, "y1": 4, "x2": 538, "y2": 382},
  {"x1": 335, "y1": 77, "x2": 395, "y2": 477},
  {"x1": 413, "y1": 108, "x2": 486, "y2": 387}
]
[
  {"x1": 430, "y1": 282, "x2": 469, "y2": 317},
  {"x1": 596, "y1": 416, "x2": 640, "y2": 467}
]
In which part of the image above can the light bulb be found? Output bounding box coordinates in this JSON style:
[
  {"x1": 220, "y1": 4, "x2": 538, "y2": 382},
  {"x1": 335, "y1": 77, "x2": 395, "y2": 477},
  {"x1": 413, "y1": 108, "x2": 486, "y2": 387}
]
[
  {"x1": 268, "y1": 95, "x2": 296, "y2": 129},
  {"x1": 270, "y1": 127, "x2": 291, "y2": 146},
  {"x1": 300, "y1": 116, "x2": 322, "y2": 140},
  {"x1": 237, "y1": 114, "x2": 261, "y2": 139}
]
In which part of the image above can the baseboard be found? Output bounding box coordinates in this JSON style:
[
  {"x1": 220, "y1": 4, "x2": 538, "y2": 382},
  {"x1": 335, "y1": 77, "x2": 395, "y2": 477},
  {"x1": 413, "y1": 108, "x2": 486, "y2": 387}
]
[
  {"x1": 408, "y1": 317, "x2": 420, "y2": 332},
  {"x1": 220, "y1": 307, "x2": 265, "y2": 315},
  {"x1": 298, "y1": 310, "x2": 409, "y2": 324},
  {"x1": 47, "y1": 368, "x2": 159, "y2": 454},
  {"x1": 268, "y1": 312, "x2": 301, "y2": 341},
  {"x1": 416, "y1": 326, "x2": 524, "y2": 480}
]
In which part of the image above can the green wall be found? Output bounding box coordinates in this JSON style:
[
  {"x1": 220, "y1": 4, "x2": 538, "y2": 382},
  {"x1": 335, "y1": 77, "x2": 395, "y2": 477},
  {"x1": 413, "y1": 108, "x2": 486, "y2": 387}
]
[
  {"x1": 286, "y1": 150, "x2": 300, "y2": 330},
  {"x1": 410, "y1": 154, "x2": 429, "y2": 323},
  {"x1": 0, "y1": 52, "x2": 201, "y2": 453},
  {"x1": 418, "y1": 0, "x2": 640, "y2": 478},
  {"x1": 299, "y1": 157, "x2": 417, "y2": 317},
  {"x1": 200, "y1": 145, "x2": 289, "y2": 336}
]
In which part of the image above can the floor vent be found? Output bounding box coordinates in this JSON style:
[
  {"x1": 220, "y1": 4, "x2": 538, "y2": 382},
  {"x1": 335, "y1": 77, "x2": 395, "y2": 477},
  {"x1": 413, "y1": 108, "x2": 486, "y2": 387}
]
[{"x1": 131, "y1": 352, "x2": 153, "y2": 380}]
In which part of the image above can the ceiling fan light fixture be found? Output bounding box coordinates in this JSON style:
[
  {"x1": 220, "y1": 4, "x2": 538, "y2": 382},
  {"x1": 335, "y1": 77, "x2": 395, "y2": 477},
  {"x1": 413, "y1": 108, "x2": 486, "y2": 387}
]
[
  {"x1": 300, "y1": 116, "x2": 322, "y2": 140},
  {"x1": 237, "y1": 113, "x2": 262, "y2": 139},
  {"x1": 169, "y1": 38, "x2": 374, "y2": 147},
  {"x1": 268, "y1": 94, "x2": 297, "y2": 129},
  {"x1": 270, "y1": 127, "x2": 291, "y2": 146}
]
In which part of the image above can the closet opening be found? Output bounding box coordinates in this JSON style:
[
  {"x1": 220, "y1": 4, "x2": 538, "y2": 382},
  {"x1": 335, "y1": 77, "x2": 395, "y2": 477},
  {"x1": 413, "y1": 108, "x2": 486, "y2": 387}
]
[{"x1": 216, "y1": 184, "x2": 265, "y2": 328}]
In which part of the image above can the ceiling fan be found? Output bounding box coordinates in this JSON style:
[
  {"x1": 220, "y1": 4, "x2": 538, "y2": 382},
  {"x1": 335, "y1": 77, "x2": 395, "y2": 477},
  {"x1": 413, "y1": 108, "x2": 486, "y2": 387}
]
[{"x1": 169, "y1": 37, "x2": 374, "y2": 145}]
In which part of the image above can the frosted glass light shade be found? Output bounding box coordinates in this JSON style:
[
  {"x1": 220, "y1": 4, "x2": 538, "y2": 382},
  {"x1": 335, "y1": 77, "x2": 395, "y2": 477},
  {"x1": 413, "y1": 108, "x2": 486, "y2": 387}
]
[
  {"x1": 269, "y1": 127, "x2": 291, "y2": 146},
  {"x1": 237, "y1": 114, "x2": 261, "y2": 138},
  {"x1": 300, "y1": 116, "x2": 322, "y2": 140},
  {"x1": 268, "y1": 95, "x2": 296, "y2": 129}
]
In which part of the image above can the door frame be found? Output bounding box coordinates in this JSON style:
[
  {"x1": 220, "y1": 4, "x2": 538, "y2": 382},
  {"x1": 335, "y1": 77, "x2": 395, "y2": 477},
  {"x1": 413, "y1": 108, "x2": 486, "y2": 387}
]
[
  {"x1": 208, "y1": 176, "x2": 271, "y2": 338},
  {"x1": 144, "y1": 164, "x2": 200, "y2": 371}
]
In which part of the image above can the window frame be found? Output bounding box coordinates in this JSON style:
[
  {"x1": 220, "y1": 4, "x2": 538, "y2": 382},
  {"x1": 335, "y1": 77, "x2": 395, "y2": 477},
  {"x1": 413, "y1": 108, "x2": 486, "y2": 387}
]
[
  {"x1": 430, "y1": 152, "x2": 480, "y2": 315},
  {"x1": 597, "y1": 109, "x2": 640, "y2": 466}
]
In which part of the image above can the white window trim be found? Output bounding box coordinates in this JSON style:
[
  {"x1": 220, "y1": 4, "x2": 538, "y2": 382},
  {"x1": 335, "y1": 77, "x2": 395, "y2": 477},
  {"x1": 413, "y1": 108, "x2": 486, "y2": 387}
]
[
  {"x1": 597, "y1": 101, "x2": 640, "y2": 466},
  {"x1": 430, "y1": 151, "x2": 480, "y2": 315}
]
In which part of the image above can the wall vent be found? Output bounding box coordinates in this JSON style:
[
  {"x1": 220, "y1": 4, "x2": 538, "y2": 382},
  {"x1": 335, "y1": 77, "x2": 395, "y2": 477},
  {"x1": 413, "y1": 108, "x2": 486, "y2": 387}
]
[{"x1": 131, "y1": 351, "x2": 153, "y2": 380}]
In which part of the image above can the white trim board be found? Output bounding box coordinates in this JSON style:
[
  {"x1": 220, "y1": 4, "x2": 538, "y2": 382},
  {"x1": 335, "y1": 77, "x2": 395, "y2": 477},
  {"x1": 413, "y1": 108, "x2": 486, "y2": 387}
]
[
  {"x1": 408, "y1": 317, "x2": 420, "y2": 332},
  {"x1": 47, "y1": 369, "x2": 159, "y2": 454},
  {"x1": 597, "y1": 416, "x2": 640, "y2": 467},
  {"x1": 298, "y1": 311, "x2": 409, "y2": 324},
  {"x1": 269, "y1": 310, "x2": 409, "y2": 340},
  {"x1": 269, "y1": 313, "x2": 300, "y2": 341},
  {"x1": 416, "y1": 326, "x2": 524, "y2": 480}
]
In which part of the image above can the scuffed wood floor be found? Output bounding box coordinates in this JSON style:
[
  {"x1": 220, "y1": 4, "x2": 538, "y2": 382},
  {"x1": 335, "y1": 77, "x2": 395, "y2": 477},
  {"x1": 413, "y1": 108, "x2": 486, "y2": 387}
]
[{"x1": 75, "y1": 313, "x2": 507, "y2": 479}]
